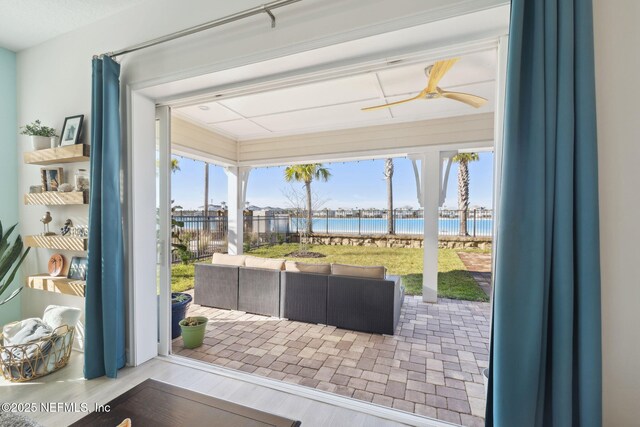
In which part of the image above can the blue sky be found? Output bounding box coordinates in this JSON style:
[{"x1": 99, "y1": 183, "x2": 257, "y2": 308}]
[{"x1": 171, "y1": 153, "x2": 493, "y2": 210}]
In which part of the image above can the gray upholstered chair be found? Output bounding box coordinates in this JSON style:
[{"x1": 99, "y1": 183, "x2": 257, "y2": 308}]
[
  {"x1": 280, "y1": 271, "x2": 328, "y2": 325},
  {"x1": 194, "y1": 263, "x2": 239, "y2": 310}
]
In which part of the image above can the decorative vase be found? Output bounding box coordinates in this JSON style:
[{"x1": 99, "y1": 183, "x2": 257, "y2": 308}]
[
  {"x1": 30, "y1": 136, "x2": 52, "y2": 150},
  {"x1": 179, "y1": 316, "x2": 208, "y2": 349},
  {"x1": 171, "y1": 292, "x2": 192, "y2": 339}
]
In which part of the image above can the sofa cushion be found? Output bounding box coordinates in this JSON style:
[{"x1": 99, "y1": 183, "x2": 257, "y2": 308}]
[
  {"x1": 331, "y1": 263, "x2": 386, "y2": 279},
  {"x1": 285, "y1": 260, "x2": 331, "y2": 275},
  {"x1": 245, "y1": 256, "x2": 285, "y2": 271},
  {"x1": 211, "y1": 253, "x2": 246, "y2": 266}
]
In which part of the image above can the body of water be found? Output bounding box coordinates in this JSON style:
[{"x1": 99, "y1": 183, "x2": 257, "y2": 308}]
[{"x1": 289, "y1": 217, "x2": 493, "y2": 237}]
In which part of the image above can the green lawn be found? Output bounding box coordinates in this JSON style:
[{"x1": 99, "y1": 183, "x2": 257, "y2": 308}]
[
  {"x1": 171, "y1": 243, "x2": 489, "y2": 302},
  {"x1": 172, "y1": 263, "x2": 197, "y2": 293}
]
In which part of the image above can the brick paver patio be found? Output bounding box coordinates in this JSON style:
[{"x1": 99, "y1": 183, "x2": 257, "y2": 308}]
[{"x1": 173, "y1": 294, "x2": 490, "y2": 426}]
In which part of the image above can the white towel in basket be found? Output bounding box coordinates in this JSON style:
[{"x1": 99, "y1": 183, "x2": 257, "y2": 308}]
[{"x1": 1, "y1": 319, "x2": 54, "y2": 378}]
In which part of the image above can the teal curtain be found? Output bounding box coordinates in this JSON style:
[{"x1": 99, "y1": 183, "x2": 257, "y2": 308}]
[
  {"x1": 85, "y1": 56, "x2": 126, "y2": 379},
  {"x1": 487, "y1": 0, "x2": 601, "y2": 426}
]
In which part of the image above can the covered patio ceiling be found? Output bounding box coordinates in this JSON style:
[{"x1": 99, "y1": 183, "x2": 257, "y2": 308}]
[
  {"x1": 173, "y1": 50, "x2": 496, "y2": 141},
  {"x1": 150, "y1": 4, "x2": 506, "y2": 167}
]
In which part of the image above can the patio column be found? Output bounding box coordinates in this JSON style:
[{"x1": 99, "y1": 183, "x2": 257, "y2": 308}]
[
  {"x1": 421, "y1": 151, "x2": 440, "y2": 303},
  {"x1": 225, "y1": 166, "x2": 251, "y2": 255},
  {"x1": 411, "y1": 150, "x2": 455, "y2": 303}
]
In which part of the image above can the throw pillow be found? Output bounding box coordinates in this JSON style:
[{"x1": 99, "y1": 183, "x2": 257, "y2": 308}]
[
  {"x1": 42, "y1": 305, "x2": 81, "y2": 331},
  {"x1": 331, "y1": 263, "x2": 386, "y2": 279},
  {"x1": 211, "y1": 253, "x2": 247, "y2": 266},
  {"x1": 285, "y1": 261, "x2": 331, "y2": 275},
  {"x1": 244, "y1": 256, "x2": 285, "y2": 270}
]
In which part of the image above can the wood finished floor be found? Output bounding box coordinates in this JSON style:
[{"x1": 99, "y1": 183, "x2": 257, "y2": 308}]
[{"x1": 1, "y1": 353, "x2": 432, "y2": 427}]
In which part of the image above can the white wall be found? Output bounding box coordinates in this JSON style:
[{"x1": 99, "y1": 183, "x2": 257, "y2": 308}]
[
  {"x1": 13, "y1": 0, "x2": 638, "y2": 422},
  {"x1": 593, "y1": 1, "x2": 640, "y2": 425},
  {"x1": 16, "y1": 68, "x2": 89, "y2": 348}
]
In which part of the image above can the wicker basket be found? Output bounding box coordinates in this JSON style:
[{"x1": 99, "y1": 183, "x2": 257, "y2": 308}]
[{"x1": 0, "y1": 324, "x2": 75, "y2": 382}]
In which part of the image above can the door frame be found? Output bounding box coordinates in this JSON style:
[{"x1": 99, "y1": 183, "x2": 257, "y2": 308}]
[{"x1": 156, "y1": 105, "x2": 172, "y2": 357}]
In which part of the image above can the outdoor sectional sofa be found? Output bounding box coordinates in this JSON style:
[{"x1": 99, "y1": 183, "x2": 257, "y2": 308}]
[{"x1": 194, "y1": 254, "x2": 405, "y2": 335}]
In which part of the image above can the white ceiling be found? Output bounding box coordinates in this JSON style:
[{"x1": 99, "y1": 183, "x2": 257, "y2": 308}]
[
  {"x1": 174, "y1": 50, "x2": 497, "y2": 141},
  {"x1": 0, "y1": 0, "x2": 146, "y2": 51}
]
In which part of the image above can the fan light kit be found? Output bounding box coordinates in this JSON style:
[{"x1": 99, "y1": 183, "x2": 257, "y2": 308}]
[{"x1": 362, "y1": 58, "x2": 488, "y2": 111}]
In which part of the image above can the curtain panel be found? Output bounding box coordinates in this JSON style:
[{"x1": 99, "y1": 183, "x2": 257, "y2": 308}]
[
  {"x1": 85, "y1": 56, "x2": 126, "y2": 379},
  {"x1": 487, "y1": 0, "x2": 601, "y2": 425}
]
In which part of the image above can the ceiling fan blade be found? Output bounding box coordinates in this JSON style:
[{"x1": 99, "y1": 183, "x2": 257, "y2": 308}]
[
  {"x1": 439, "y1": 90, "x2": 487, "y2": 108},
  {"x1": 361, "y1": 92, "x2": 425, "y2": 111},
  {"x1": 426, "y1": 58, "x2": 459, "y2": 93}
]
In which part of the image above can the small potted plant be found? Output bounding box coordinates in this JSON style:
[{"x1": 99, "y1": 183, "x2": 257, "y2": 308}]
[
  {"x1": 20, "y1": 120, "x2": 58, "y2": 150},
  {"x1": 171, "y1": 292, "x2": 192, "y2": 339},
  {"x1": 179, "y1": 316, "x2": 208, "y2": 349}
]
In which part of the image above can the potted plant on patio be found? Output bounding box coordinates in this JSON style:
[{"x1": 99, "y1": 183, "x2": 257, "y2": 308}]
[
  {"x1": 20, "y1": 120, "x2": 58, "y2": 150},
  {"x1": 171, "y1": 292, "x2": 192, "y2": 339},
  {"x1": 179, "y1": 316, "x2": 208, "y2": 349}
]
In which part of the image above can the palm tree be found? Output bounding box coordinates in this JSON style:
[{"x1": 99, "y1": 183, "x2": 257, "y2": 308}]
[
  {"x1": 384, "y1": 158, "x2": 394, "y2": 234},
  {"x1": 284, "y1": 164, "x2": 331, "y2": 234},
  {"x1": 452, "y1": 153, "x2": 479, "y2": 236}
]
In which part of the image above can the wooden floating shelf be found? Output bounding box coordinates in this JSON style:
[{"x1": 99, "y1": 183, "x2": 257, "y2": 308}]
[
  {"x1": 24, "y1": 235, "x2": 87, "y2": 251},
  {"x1": 24, "y1": 191, "x2": 87, "y2": 206},
  {"x1": 26, "y1": 274, "x2": 85, "y2": 297},
  {"x1": 24, "y1": 144, "x2": 90, "y2": 165}
]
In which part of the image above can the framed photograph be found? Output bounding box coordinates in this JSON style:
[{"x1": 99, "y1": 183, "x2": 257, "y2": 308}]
[
  {"x1": 40, "y1": 167, "x2": 63, "y2": 192},
  {"x1": 60, "y1": 114, "x2": 84, "y2": 146},
  {"x1": 67, "y1": 256, "x2": 88, "y2": 281}
]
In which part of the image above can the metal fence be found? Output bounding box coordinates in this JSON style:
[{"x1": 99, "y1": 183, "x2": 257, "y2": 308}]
[
  {"x1": 171, "y1": 209, "x2": 492, "y2": 263},
  {"x1": 172, "y1": 214, "x2": 293, "y2": 263},
  {"x1": 290, "y1": 209, "x2": 493, "y2": 237},
  {"x1": 172, "y1": 215, "x2": 227, "y2": 263}
]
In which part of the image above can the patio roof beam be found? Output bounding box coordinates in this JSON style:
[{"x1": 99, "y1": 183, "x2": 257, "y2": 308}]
[{"x1": 236, "y1": 113, "x2": 494, "y2": 167}]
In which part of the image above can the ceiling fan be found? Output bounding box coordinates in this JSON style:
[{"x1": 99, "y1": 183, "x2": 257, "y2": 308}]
[{"x1": 362, "y1": 58, "x2": 488, "y2": 111}]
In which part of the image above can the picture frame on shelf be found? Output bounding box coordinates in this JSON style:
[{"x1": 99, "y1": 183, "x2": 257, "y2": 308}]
[
  {"x1": 67, "y1": 256, "x2": 88, "y2": 281},
  {"x1": 40, "y1": 167, "x2": 64, "y2": 192},
  {"x1": 59, "y1": 114, "x2": 84, "y2": 146}
]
